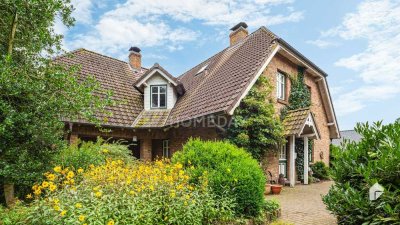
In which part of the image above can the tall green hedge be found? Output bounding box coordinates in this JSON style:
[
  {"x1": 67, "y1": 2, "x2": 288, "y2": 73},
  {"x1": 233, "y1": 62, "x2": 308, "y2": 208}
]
[
  {"x1": 172, "y1": 139, "x2": 266, "y2": 217},
  {"x1": 323, "y1": 121, "x2": 400, "y2": 224}
]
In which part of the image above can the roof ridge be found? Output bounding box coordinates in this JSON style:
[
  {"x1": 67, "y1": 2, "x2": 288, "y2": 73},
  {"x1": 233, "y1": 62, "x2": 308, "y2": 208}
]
[
  {"x1": 178, "y1": 27, "x2": 267, "y2": 79},
  {"x1": 57, "y1": 48, "x2": 148, "y2": 70}
]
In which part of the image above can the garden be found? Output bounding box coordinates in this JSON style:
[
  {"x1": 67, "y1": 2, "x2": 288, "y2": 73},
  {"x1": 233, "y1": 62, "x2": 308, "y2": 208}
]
[{"x1": 0, "y1": 139, "x2": 281, "y2": 224}]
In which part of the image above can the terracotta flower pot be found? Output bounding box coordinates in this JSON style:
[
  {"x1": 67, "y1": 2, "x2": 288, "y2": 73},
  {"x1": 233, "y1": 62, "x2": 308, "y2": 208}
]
[
  {"x1": 271, "y1": 185, "x2": 283, "y2": 194},
  {"x1": 265, "y1": 184, "x2": 272, "y2": 195}
]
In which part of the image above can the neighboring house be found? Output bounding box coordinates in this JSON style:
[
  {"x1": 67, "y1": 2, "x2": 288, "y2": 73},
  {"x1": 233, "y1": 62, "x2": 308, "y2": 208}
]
[
  {"x1": 58, "y1": 22, "x2": 340, "y2": 187},
  {"x1": 331, "y1": 130, "x2": 362, "y2": 146}
]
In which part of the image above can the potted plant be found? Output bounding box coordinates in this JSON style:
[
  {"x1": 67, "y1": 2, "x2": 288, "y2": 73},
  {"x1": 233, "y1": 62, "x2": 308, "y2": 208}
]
[{"x1": 271, "y1": 184, "x2": 283, "y2": 194}]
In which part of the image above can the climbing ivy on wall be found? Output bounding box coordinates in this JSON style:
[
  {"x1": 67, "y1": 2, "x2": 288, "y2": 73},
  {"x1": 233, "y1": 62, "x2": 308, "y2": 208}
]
[{"x1": 226, "y1": 75, "x2": 285, "y2": 160}]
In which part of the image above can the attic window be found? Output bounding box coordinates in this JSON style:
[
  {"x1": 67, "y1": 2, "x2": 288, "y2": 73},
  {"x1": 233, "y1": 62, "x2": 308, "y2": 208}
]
[{"x1": 195, "y1": 64, "x2": 208, "y2": 76}]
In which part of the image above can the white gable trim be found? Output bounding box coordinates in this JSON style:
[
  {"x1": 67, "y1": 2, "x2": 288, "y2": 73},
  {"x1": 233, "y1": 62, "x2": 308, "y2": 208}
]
[
  {"x1": 135, "y1": 69, "x2": 178, "y2": 87},
  {"x1": 299, "y1": 113, "x2": 320, "y2": 140},
  {"x1": 228, "y1": 45, "x2": 281, "y2": 115}
]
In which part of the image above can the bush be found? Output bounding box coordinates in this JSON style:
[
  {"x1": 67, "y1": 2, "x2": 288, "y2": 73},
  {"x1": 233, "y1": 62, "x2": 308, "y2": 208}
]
[
  {"x1": 0, "y1": 202, "x2": 29, "y2": 224},
  {"x1": 52, "y1": 138, "x2": 133, "y2": 170},
  {"x1": 12, "y1": 160, "x2": 234, "y2": 225},
  {"x1": 323, "y1": 121, "x2": 400, "y2": 224},
  {"x1": 310, "y1": 161, "x2": 330, "y2": 180},
  {"x1": 172, "y1": 138, "x2": 266, "y2": 217}
]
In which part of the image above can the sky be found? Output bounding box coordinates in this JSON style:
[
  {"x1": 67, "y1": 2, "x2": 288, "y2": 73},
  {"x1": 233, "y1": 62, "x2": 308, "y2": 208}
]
[{"x1": 56, "y1": 0, "x2": 400, "y2": 130}]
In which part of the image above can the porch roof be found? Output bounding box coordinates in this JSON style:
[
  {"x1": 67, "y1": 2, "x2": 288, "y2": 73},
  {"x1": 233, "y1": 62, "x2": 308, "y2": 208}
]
[
  {"x1": 132, "y1": 110, "x2": 171, "y2": 128},
  {"x1": 283, "y1": 108, "x2": 320, "y2": 139}
]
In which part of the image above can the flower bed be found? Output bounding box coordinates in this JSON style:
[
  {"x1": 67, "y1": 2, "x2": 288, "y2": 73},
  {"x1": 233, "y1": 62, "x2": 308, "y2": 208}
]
[{"x1": 22, "y1": 159, "x2": 234, "y2": 224}]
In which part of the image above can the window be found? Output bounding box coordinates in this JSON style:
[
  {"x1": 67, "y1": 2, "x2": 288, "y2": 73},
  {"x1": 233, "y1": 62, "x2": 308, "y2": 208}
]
[
  {"x1": 162, "y1": 140, "x2": 170, "y2": 158},
  {"x1": 151, "y1": 85, "x2": 167, "y2": 108},
  {"x1": 276, "y1": 72, "x2": 286, "y2": 100},
  {"x1": 279, "y1": 144, "x2": 287, "y2": 160},
  {"x1": 279, "y1": 144, "x2": 287, "y2": 177}
]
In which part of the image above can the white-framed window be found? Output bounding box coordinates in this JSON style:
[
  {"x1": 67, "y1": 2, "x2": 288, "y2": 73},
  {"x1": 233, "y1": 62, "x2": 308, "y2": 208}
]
[
  {"x1": 151, "y1": 85, "x2": 167, "y2": 108},
  {"x1": 279, "y1": 144, "x2": 286, "y2": 160},
  {"x1": 279, "y1": 144, "x2": 287, "y2": 177},
  {"x1": 162, "y1": 139, "x2": 170, "y2": 158},
  {"x1": 276, "y1": 72, "x2": 286, "y2": 100}
]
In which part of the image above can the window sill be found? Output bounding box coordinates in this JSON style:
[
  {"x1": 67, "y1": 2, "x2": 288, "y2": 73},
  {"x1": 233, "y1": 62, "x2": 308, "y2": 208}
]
[{"x1": 277, "y1": 99, "x2": 289, "y2": 105}]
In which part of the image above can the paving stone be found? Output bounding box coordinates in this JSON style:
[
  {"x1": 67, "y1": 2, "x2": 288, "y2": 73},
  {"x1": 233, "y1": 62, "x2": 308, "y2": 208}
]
[{"x1": 266, "y1": 181, "x2": 337, "y2": 225}]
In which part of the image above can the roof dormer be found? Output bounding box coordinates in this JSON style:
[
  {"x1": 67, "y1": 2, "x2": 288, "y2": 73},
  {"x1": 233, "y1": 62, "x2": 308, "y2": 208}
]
[{"x1": 134, "y1": 63, "x2": 184, "y2": 110}]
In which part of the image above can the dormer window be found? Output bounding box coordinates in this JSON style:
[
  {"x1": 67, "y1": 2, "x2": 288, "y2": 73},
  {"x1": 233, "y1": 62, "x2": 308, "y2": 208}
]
[{"x1": 151, "y1": 85, "x2": 167, "y2": 108}]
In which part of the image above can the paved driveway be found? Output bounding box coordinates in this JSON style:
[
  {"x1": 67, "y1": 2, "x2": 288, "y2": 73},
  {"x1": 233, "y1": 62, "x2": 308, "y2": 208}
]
[{"x1": 266, "y1": 181, "x2": 337, "y2": 225}]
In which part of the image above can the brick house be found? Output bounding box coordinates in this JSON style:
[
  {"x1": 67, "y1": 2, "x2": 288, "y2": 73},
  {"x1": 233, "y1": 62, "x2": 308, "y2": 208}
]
[{"x1": 58, "y1": 22, "x2": 340, "y2": 187}]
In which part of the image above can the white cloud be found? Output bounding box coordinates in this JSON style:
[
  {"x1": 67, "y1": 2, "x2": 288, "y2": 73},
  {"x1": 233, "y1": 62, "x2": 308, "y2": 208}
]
[
  {"x1": 67, "y1": 0, "x2": 302, "y2": 58},
  {"x1": 321, "y1": 0, "x2": 400, "y2": 116},
  {"x1": 71, "y1": 0, "x2": 94, "y2": 24},
  {"x1": 306, "y1": 39, "x2": 339, "y2": 48}
]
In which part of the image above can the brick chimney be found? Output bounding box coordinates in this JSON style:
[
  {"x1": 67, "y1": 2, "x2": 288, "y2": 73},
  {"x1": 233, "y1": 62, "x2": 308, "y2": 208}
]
[
  {"x1": 229, "y1": 22, "x2": 248, "y2": 46},
  {"x1": 129, "y1": 46, "x2": 141, "y2": 70}
]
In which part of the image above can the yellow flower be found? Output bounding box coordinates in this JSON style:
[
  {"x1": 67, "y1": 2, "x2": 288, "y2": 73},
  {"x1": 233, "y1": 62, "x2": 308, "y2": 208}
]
[
  {"x1": 107, "y1": 220, "x2": 115, "y2": 225},
  {"x1": 129, "y1": 190, "x2": 135, "y2": 195},
  {"x1": 60, "y1": 210, "x2": 67, "y2": 217},
  {"x1": 78, "y1": 215, "x2": 85, "y2": 222},
  {"x1": 49, "y1": 184, "x2": 57, "y2": 192},
  {"x1": 77, "y1": 168, "x2": 84, "y2": 173},
  {"x1": 54, "y1": 166, "x2": 62, "y2": 173},
  {"x1": 226, "y1": 168, "x2": 231, "y2": 173},
  {"x1": 34, "y1": 188, "x2": 42, "y2": 196},
  {"x1": 46, "y1": 173, "x2": 56, "y2": 181},
  {"x1": 67, "y1": 171, "x2": 75, "y2": 179},
  {"x1": 102, "y1": 149, "x2": 109, "y2": 154},
  {"x1": 170, "y1": 190, "x2": 176, "y2": 198},
  {"x1": 26, "y1": 194, "x2": 33, "y2": 199},
  {"x1": 95, "y1": 191, "x2": 102, "y2": 198},
  {"x1": 75, "y1": 203, "x2": 82, "y2": 208},
  {"x1": 53, "y1": 205, "x2": 61, "y2": 211},
  {"x1": 53, "y1": 198, "x2": 60, "y2": 204},
  {"x1": 41, "y1": 181, "x2": 49, "y2": 188}
]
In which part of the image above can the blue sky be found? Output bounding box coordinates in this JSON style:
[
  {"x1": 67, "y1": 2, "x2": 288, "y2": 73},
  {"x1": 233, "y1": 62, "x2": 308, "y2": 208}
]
[{"x1": 56, "y1": 0, "x2": 400, "y2": 130}]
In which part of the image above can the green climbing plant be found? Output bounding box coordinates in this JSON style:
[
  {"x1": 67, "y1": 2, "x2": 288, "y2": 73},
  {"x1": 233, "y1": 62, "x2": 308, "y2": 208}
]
[{"x1": 226, "y1": 75, "x2": 285, "y2": 160}]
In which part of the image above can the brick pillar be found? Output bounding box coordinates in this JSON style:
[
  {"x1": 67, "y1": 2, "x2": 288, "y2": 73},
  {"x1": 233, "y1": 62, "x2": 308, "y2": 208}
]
[
  {"x1": 140, "y1": 138, "x2": 152, "y2": 161},
  {"x1": 69, "y1": 134, "x2": 79, "y2": 145}
]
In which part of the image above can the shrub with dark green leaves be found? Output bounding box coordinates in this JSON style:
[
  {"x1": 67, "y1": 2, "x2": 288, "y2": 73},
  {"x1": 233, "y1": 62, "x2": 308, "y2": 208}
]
[
  {"x1": 323, "y1": 121, "x2": 400, "y2": 224},
  {"x1": 310, "y1": 161, "x2": 330, "y2": 180},
  {"x1": 172, "y1": 139, "x2": 266, "y2": 217}
]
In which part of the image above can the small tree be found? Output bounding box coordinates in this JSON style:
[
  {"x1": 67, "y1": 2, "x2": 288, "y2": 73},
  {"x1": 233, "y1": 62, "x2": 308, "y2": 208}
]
[
  {"x1": 0, "y1": 0, "x2": 112, "y2": 206},
  {"x1": 226, "y1": 75, "x2": 285, "y2": 160}
]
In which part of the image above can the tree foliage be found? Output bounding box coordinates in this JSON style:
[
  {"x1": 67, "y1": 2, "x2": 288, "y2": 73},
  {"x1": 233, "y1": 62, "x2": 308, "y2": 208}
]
[
  {"x1": 226, "y1": 76, "x2": 285, "y2": 160},
  {"x1": 323, "y1": 121, "x2": 400, "y2": 224},
  {"x1": 0, "y1": 0, "x2": 113, "y2": 204}
]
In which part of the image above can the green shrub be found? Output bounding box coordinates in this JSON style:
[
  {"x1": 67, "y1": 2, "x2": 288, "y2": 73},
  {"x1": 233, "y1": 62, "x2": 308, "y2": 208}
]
[
  {"x1": 323, "y1": 121, "x2": 400, "y2": 224},
  {"x1": 310, "y1": 161, "x2": 330, "y2": 180},
  {"x1": 172, "y1": 138, "x2": 266, "y2": 217},
  {"x1": 52, "y1": 138, "x2": 133, "y2": 170}
]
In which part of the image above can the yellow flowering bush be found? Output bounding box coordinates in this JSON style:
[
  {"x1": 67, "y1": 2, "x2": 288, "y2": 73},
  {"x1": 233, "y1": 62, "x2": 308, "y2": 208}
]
[{"x1": 24, "y1": 159, "x2": 234, "y2": 224}]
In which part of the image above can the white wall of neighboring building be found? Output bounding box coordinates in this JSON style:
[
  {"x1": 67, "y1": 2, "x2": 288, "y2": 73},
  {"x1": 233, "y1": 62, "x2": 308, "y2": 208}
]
[{"x1": 143, "y1": 73, "x2": 177, "y2": 110}]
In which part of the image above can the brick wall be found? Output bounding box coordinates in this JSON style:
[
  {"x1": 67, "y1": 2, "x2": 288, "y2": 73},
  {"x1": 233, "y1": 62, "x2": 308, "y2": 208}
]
[{"x1": 262, "y1": 53, "x2": 332, "y2": 171}]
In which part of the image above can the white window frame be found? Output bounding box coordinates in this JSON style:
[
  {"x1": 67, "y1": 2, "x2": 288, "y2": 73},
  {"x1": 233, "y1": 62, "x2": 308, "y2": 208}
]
[
  {"x1": 162, "y1": 139, "x2": 170, "y2": 158},
  {"x1": 276, "y1": 72, "x2": 286, "y2": 100},
  {"x1": 150, "y1": 85, "x2": 167, "y2": 109},
  {"x1": 279, "y1": 144, "x2": 287, "y2": 160},
  {"x1": 279, "y1": 144, "x2": 287, "y2": 177}
]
